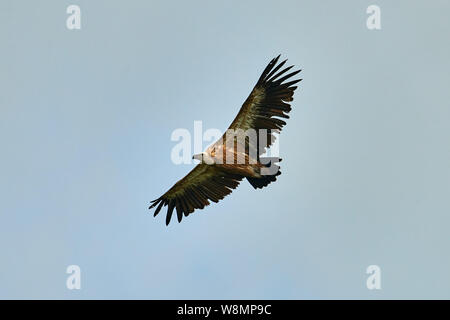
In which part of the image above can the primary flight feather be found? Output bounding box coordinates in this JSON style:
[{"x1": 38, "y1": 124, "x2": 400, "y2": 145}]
[{"x1": 149, "y1": 55, "x2": 302, "y2": 225}]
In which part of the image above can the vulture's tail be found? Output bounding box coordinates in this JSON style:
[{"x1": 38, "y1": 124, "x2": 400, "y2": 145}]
[{"x1": 246, "y1": 158, "x2": 282, "y2": 189}]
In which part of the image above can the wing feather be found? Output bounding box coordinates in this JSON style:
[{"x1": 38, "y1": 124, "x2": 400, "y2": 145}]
[
  {"x1": 224, "y1": 55, "x2": 302, "y2": 157},
  {"x1": 149, "y1": 164, "x2": 243, "y2": 225}
]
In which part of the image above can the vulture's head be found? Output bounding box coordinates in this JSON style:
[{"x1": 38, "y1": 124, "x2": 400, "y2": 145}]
[{"x1": 192, "y1": 152, "x2": 215, "y2": 165}]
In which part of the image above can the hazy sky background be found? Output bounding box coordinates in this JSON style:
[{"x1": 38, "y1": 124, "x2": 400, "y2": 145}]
[{"x1": 1, "y1": 1, "x2": 449, "y2": 299}]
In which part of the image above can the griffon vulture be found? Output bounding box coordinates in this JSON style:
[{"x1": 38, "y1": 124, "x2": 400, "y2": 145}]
[{"x1": 149, "y1": 55, "x2": 301, "y2": 225}]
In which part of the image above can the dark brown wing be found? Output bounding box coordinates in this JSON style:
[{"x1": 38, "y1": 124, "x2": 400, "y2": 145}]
[
  {"x1": 221, "y1": 55, "x2": 301, "y2": 157},
  {"x1": 149, "y1": 164, "x2": 243, "y2": 225}
]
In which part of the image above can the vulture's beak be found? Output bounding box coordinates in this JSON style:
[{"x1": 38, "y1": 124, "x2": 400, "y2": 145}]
[{"x1": 192, "y1": 153, "x2": 202, "y2": 161}]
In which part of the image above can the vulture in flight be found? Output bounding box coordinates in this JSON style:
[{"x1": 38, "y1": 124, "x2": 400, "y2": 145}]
[{"x1": 149, "y1": 55, "x2": 302, "y2": 225}]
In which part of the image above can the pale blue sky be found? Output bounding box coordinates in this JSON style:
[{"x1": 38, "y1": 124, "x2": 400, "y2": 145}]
[{"x1": 1, "y1": 0, "x2": 450, "y2": 299}]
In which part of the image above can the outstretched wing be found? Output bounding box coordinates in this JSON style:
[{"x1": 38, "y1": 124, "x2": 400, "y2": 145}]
[
  {"x1": 221, "y1": 55, "x2": 301, "y2": 157},
  {"x1": 149, "y1": 165, "x2": 243, "y2": 225}
]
